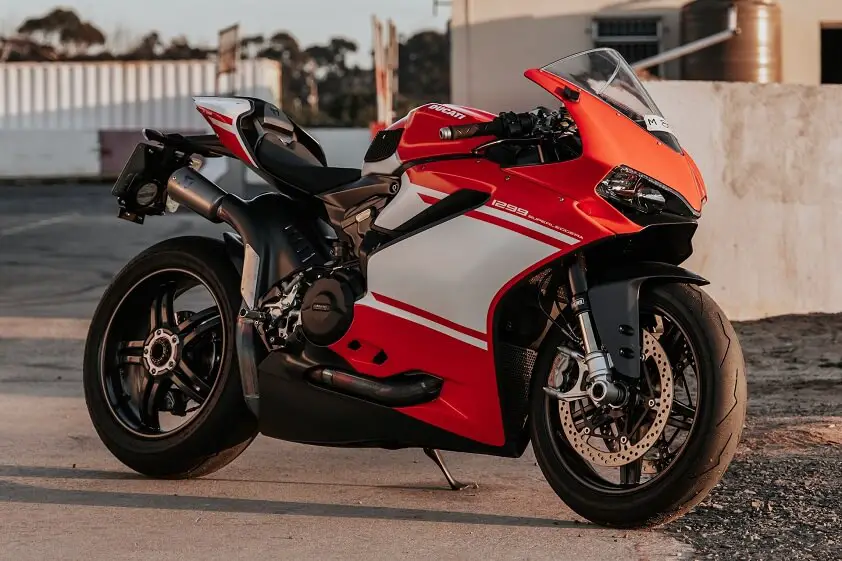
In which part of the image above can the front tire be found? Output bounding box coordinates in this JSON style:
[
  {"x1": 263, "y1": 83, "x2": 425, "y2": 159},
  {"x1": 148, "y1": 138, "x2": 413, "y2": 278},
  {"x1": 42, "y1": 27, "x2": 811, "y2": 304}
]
[
  {"x1": 530, "y1": 283, "x2": 747, "y2": 528},
  {"x1": 84, "y1": 236, "x2": 258, "y2": 478}
]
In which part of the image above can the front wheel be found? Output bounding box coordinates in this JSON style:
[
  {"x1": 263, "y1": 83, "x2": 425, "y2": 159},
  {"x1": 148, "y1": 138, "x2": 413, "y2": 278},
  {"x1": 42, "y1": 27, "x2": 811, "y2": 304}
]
[
  {"x1": 83, "y1": 236, "x2": 258, "y2": 478},
  {"x1": 530, "y1": 283, "x2": 747, "y2": 528}
]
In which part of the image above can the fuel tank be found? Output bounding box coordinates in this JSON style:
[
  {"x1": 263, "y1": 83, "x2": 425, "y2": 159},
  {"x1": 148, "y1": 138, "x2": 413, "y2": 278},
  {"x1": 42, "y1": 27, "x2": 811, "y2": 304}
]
[{"x1": 362, "y1": 103, "x2": 496, "y2": 176}]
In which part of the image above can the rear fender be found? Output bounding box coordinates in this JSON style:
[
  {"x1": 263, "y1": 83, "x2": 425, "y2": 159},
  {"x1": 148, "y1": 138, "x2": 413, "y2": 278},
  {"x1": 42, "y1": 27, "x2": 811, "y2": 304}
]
[
  {"x1": 223, "y1": 231, "x2": 245, "y2": 276},
  {"x1": 588, "y1": 262, "x2": 708, "y2": 380}
]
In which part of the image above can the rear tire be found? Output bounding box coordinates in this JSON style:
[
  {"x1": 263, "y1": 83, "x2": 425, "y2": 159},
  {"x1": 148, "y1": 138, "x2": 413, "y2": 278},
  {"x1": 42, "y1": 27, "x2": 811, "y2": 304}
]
[
  {"x1": 83, "y1": 236, "x2": 258, "y2": 478},
  {"x1": 530, "y1": 283, "x2": 747, "y2": 528}
]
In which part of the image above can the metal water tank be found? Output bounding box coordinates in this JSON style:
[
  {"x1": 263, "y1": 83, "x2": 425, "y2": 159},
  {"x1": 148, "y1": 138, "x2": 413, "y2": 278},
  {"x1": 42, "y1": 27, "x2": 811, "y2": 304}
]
[{"x1": 681, "y1": 0, "x2": 782, "y2": 82}]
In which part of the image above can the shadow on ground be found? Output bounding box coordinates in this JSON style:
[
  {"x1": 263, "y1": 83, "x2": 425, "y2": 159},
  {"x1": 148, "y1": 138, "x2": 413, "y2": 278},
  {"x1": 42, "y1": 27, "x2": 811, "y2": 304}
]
[{"x1": 0, "y1": 464, "x2": 588, "y2": 530}]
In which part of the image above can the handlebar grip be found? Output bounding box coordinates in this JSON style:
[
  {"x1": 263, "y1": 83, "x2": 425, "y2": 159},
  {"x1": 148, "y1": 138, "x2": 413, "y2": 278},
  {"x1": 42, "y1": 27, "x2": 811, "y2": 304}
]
[{"x1": 439, "y1": 122, "x2": 496, "y2": 141}]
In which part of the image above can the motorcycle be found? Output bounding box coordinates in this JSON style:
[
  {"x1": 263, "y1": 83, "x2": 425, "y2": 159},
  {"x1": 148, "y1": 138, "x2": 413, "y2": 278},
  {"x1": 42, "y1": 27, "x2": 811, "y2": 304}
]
[{"x1": 83, "y1": 48, "x2": 746, "y2": 528}]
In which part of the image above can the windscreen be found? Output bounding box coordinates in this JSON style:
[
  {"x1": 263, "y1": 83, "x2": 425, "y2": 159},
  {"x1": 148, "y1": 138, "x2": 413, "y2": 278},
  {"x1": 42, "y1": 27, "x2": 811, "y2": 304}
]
[{"x1": 542, "y1": 48, "x2": 682, "y2": 153}]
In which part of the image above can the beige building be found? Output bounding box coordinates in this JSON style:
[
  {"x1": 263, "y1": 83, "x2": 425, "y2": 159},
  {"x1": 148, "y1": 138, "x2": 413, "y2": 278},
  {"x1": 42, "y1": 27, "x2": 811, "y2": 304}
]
[{"x1": 449, "y1": 0, "x2": 842, "y2": 111}]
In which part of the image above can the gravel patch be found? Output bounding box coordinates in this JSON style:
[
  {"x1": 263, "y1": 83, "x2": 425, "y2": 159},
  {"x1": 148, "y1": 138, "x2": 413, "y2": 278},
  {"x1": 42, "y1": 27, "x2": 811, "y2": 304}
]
[
  {"x1": 666, "y1": 452, "x2": 842, "y2": 560},
  {"x1": 664, "y1": 314, "x2": 842, "y2": 559},
  {"x1": 736, "y1": 313, "x2": 842, "y2": 417}
]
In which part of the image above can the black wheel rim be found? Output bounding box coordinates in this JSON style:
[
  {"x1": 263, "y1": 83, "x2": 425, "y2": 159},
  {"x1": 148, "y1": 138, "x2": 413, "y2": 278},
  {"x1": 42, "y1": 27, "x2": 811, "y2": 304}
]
[
  {"x1": 545, "y1": 304, "x2": 701, "y2": 494},
  {"x1": 99, "y1": 268, "x2": 225, "y2": 439}
]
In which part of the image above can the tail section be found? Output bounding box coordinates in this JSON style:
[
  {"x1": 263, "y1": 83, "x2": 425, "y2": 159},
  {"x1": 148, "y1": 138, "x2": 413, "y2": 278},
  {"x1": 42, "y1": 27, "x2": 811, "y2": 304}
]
[{"x1": 193, "y1": 97, "x2": 257, "y2": 166}]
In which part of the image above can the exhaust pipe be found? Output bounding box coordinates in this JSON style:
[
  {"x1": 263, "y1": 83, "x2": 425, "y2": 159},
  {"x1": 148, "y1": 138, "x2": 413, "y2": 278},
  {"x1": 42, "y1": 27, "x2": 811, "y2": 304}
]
[
  {"x1": 307, "y1": 368, "x2": 443, "y2": 407},
  {"x1": 167, "y1": 166, "x2": 262, "y2": 415},
  {"x1": 167, "y1": 167, "x2": 228, "y2": 223},
  {"x1": 165, "y1": 166, "x2": 310, "y2": 418}
]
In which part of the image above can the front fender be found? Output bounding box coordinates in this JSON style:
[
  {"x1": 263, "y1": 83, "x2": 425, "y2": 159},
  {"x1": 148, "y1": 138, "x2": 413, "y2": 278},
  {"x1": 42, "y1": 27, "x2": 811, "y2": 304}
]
[{"x1": 587, "y1": 262, "x2": 708, "y2": 380}]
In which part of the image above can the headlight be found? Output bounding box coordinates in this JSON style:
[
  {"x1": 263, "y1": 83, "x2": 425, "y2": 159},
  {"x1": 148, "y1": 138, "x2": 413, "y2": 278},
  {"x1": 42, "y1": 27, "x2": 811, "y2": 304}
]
[
  {"x1": 596, "y1": 166, "x2": 666, "y2": 214},
  {"x1": 596, "y1": 165, "x2": 698, "y2": 218}
]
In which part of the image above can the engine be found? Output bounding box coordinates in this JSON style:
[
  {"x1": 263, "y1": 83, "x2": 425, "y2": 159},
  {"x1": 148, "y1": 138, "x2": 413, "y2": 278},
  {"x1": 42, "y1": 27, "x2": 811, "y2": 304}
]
[
  {"x1": 258, "y1": 266, "x2": 364, "y2": 349},
  {"x1": 300, "y1": 270, "x2": 362, "y2": 345}
]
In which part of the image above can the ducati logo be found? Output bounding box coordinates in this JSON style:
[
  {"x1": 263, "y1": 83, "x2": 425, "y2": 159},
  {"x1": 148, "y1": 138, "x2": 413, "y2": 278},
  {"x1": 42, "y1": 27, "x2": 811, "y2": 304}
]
[{"x1": 428, "y1": 104, "x2": 467, "y2": 120}]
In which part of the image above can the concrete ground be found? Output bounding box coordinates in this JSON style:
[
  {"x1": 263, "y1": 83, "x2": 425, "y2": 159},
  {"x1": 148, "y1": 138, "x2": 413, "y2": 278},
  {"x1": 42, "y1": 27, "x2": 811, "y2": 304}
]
[{"x1": 0, "y1": 185, "x2": 690, "y2": 561}]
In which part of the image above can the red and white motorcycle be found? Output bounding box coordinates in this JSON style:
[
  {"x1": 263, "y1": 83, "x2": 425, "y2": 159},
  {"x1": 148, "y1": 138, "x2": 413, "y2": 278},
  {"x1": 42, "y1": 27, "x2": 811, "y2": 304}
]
[{"x1": 84, "y1": 48, "x2": 746, "y2": 528}]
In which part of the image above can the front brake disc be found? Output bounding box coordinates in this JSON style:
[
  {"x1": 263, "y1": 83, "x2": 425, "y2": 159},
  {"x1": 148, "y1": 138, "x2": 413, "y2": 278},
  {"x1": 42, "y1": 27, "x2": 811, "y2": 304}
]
[{"x1": 557, "y1": 331, "x2": 674, "y2": 468}]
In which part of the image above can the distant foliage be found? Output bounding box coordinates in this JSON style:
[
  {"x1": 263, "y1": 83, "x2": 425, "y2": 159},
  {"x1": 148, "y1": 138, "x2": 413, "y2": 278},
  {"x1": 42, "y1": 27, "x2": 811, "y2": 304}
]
[{"x1": 0, "y1": 6, "x2": 451, "y2": 127}]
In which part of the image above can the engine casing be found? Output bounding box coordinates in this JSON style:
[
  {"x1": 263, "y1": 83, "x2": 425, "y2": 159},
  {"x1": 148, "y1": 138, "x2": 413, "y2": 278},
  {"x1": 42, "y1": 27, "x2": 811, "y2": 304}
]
[{"x1": 300, "y1": 270, "x2": 363, "y2": 346}]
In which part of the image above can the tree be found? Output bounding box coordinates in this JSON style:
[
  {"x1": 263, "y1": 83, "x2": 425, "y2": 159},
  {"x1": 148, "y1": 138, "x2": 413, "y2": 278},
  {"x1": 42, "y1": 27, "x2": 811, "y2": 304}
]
[
  {"x1": 399, "y1": 29, "x2": 450, "y2": 103},
  {"x1": 268, "y1": 31, "x2": 301, "y2": 63},
  {"x1": 305, "y1": 37, "x2": 357, "y2": 75},
  {"x1": 61, "y1": 21, "x2": 106, "y2": 56},
  {"x1": 240, "y1": 34, "x2": 264, "y2": 59},
  {"x1": 258, "y1": 31, "x2": 319, "y2": 117},
  {"x1": 123, "y1": 31, "x2": 161, "y2": 60},
  {"x1": 160, "y1": 36, "x2": 213, "y2": 60},
  {"x1": 17, "y1": 8, "x2": 106, "y2": 57}
]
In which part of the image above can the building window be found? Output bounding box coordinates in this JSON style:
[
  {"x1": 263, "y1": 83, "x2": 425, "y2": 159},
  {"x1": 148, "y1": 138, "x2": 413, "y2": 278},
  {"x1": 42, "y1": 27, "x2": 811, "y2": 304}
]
[
  {"x1": 592, "y1": 18, "x2": 662, "y2": 76},
  {"x1": 821, "y1": 24, "x2": 842, "y2": 84}
]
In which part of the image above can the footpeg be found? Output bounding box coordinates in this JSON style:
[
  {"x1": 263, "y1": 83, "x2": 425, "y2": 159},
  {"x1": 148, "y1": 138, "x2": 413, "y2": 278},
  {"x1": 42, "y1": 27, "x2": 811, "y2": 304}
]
[
  {"x1": 423, "y1": 448, "x2": 477, "y2": 491},
  {"x1": 239, "y1": 308, "x2": 268, "y2": 322}
]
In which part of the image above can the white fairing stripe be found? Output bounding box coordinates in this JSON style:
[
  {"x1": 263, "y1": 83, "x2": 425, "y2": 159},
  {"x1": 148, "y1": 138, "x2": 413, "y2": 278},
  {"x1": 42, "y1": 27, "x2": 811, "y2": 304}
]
[
  {"x1": 375, "y1": 175, "x2": 579, "y2": 244},
  {"x1": 474, "y1": 205, "x2": 581, "y2": 246},
  {"x1": 356, "y1": 294, "x2": 487, "y2": 350},
  {"x1": 373, "y1": 175, "x2": 445, "y2": 231},
  {"x1": 208, "y1": 117, "x2": 234, "y2": 132},
  {"x1": 366, "y1": 211, "x2": 558, "y2": 335}
]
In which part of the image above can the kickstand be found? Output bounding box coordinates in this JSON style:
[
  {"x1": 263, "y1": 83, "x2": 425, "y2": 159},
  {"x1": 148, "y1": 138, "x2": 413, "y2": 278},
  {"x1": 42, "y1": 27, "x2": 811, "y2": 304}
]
[{"x1": 423, "y1": 448, "x2": 477, "y2": 491}]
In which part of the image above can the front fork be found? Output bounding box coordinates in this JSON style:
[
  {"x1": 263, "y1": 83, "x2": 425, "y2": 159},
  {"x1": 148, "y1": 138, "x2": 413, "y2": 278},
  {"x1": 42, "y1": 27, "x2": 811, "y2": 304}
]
[{"x1": 564, "y1": 254, "x2": 627, "y2": 407}]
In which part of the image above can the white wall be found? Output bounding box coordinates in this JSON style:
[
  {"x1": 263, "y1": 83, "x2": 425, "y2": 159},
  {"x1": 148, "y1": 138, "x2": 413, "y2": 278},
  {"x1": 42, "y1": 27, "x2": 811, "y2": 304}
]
[
  {"x1": 777, "y1": 0, "x2": 842, "y2": 85},
  {"x1": 646, "y1": 80, "x2": 842, "y2": 320},
  {"x1": 0, "y1": 130, "x2": 99, "y2": 179}
]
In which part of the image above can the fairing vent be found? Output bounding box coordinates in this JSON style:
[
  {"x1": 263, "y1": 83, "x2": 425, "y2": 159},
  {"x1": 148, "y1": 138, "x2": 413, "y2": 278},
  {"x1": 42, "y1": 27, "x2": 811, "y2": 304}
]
[
  {"x1": 496, "y1": 343, "x2": 538, "y2": 434},
  {"x1": 364, "y1": 129, "x2": 404, "y2": 163}
]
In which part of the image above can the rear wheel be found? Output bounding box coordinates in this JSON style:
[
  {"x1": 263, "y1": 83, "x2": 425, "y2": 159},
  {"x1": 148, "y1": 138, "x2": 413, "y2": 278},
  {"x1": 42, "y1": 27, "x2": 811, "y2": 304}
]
[
  {"x1": 530, "y1": 283, "x2": 747, "y2": 528},
  {"x1": 83, "y1": 236, "x2": 258, "y2": 478}
]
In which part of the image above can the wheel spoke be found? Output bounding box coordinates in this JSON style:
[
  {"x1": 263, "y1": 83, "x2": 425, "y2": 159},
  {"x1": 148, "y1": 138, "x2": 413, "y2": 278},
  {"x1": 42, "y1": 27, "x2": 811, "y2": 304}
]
[
  {"x1": 128, "y1": 370, "x2": 167, "y2": 430},
  {"x1": 150, "y1": 282, "x2": 177, "y2": 330},
  {"x1": 178, "y1": 307, "x2": 221, "y2": 346},
  {"x1": 620, "y1": 459, "x2": 642, "y2": 485},
  {"x1": 671, "y1": 401, "x2": 696, "y2": 419},
  {"x1": 666, "y1": 416, "x2": 693, "y2": 431},
  {"x1": 169, "y1": 360, "x2": 212, "y2": 404},
  {"x1": 117, "y1": 340, "x2": 145, "y2": 366},
  {"x1": 680, "y1": 373, "x2": 696, "y2": 409}
]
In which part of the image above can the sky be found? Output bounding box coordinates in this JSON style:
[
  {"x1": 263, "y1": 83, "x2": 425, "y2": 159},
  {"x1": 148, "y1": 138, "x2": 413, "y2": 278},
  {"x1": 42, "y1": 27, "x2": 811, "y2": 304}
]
[{"x1": 1, "y1": 0, "x2": 451, "y2": 67}]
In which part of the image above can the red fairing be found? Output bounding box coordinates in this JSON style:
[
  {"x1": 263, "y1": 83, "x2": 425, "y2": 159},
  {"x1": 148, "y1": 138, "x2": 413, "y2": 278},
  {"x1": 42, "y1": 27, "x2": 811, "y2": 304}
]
[
  {"x1": 328, "y1": 156, "x2": 625, "y2": 446},
  {"x1": 329, "y1": 303, "x2": 504, "y2": 446},
  {"x1": 392, "y1": 103, "x2": 497, "y2": 162}
]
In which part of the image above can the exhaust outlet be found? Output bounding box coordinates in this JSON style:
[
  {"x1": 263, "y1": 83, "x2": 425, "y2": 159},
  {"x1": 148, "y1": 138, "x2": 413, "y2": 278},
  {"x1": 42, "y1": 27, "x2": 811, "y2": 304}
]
[{"x1": 167, "y1": 167, "x2": 228, "y2": 223}]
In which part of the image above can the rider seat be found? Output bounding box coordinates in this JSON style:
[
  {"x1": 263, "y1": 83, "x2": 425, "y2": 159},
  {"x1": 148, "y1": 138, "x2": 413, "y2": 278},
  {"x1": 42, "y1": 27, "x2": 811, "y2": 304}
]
[{"x1": 255, "y1": 133, "x2": 361, "y2": 196}]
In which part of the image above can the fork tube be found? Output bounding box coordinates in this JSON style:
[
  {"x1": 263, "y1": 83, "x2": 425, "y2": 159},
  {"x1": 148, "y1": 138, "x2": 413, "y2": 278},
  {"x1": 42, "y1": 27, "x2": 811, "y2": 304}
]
[{"x1": 567, "y1": 255, "x2": 612, "y2": 380}]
